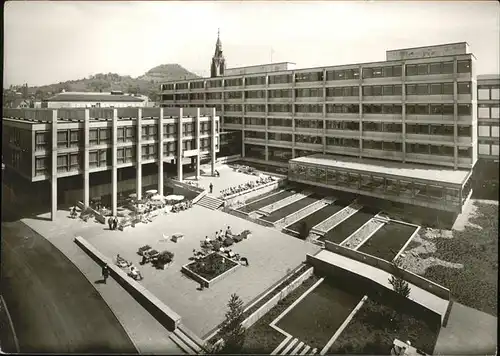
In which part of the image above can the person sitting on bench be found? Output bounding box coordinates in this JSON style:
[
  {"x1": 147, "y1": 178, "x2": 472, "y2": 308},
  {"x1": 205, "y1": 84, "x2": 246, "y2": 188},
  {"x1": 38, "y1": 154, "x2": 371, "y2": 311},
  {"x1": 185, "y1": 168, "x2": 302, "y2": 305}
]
[{"x1": 225, "y1": 226, "x2": 233, "y2": 237}]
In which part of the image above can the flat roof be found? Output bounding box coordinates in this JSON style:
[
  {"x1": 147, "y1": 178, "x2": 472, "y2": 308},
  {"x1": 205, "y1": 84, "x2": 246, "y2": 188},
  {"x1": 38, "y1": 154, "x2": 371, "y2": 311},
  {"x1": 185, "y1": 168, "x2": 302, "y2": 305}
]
[
  {"x1": 290, "y1": 153, "x2": 470, "y2": 185},
  {"x1": 477, "y1": 74, "x2": 500, "y2": 81},
  {"x1": 226, "y1": 62, "x2": 296, "y2": 70},
  {"x1": 46, "y1": 92, "x2": 144, "y2": 102}
]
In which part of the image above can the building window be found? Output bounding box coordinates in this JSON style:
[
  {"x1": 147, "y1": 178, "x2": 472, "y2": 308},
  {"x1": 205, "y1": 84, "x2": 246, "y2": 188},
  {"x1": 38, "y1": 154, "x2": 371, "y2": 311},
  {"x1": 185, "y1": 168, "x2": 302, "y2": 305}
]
[
  {"x1": 224, "y1": 117, "x2": 242, "y2": 125},
  {"x1": 458, "y1": 104, "x2": 471, "y2": 116},
  {"x1": 295, "y1": 71, "x2": 323, "y2": 83},
  {"x1": 478, "y1": 125, "x2": 490, "y2": 137},
  {"x1": 117, "y1": 127, "x2": 125, "y2": 142},
  {"x1": 327, "y1": 104, "x2": 359, "y2": 114},
  {"x1": 57, "y1": 130, "x2": 68, "y2": 148},
  {"x1": 245, "y1": 117, "x2": 266, "y2": 126},
  {"x1": 245, "y1": 104, "x2": 266, "y2": 112},
  {"x1": 268, "y1": 89, "x2": 292, "y2": 98},
  {"x1": 99, "y1": 128, "x2": 110, "y2": 144},
  {"x1": 268, "y1": 104, "x2": 292, "y2": 113},
  {"x1": 457, "y1": 60, "x2": 471, "y2": 73},
  {"x1": 457, "y1": 82, "x2": 471, "y2": 94},
  {"x1": 245, "y1": 76, "x2": 266, "y2": 86},
  {"x1": 69, "y1": 153, "x2": 80, "y2": 171},
  {"x1": 117, "y1": 148, "x2": 125, "y2": 164},
  {"x1": 268, "y1": 132, "x2": 292, "y2": 142},
  {"x1": 458, "y1": 125, "x2": 472, "y2": 137},
  {"x1": 190, "y1": 81, "x2": 205, "y2": 89},
  {"x1": 89, "y1": 151, "x2": 98, "y2": 168},
  {"x1": 224, "y1": 104, "x2": 242, "y2": 112},
  {"x1": 57, "y1": 154, "x2": 68, "y2": 173},
  {"x1": 296, "y1": 119, "x2": 323, "y2": 129},
  {"x1": 296, "y1": 88, "x2": 323, "y2": 97},
  {"x1": 35, "y1": 131, "x2": 50, "y2": 151},
  {"x1": 326, "y1": 137, "x2": 359, "y2": 147},
  {"x1": 295, "y1": 104, "x2": 323, "y2": 113},
  {"x1": 458, "y1": 147, "x2": 472, "y2": 158},
  {"x1": 244, "y1": 131, "x2": 266, "y2": 140},
  {"x1": 268, "y1": 74, "x2": 292, "y2": 85},
  {"x1": 225, "y1": 78, "x2": 243, "y2": 87},
  {"x1": 327, "y1": 68, "x2": 360, "y2": 81},
  {"x1": 176, "y1": 82, "x2": 189, "y2": 90},
  {"x1": 35, "y1": 157, "x2": 48, "y2": 176},
  {"x1": 269, "y1": 118, "x2": 292, "y2": 127}
]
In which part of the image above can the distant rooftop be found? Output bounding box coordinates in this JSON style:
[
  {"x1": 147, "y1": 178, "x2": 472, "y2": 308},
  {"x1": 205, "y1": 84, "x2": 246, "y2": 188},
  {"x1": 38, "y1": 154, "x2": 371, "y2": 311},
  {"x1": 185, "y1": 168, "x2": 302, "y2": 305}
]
[
  {"x1": 46, "y1": 92, "x2": 145, "y2": 102},
  {"x1": 290, "y1": 153, "x2": 470, "y2": 185},
  {"x1": 386, "y1": 42, "x2": 472, "y2": 61},
  {"x1": 477, "y1": 74, "x2": 500, "y2": 81}
]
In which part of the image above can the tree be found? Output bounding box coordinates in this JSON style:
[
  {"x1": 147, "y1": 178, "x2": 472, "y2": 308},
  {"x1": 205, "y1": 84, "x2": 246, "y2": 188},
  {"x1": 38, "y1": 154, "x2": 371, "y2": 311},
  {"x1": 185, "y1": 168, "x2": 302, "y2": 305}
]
[
  {"x1": 216, "y1": 293, "x2": 246, "y2": 353},
  {"x1": 388, "y1": 259, "x2": 411, "y2": 298}
]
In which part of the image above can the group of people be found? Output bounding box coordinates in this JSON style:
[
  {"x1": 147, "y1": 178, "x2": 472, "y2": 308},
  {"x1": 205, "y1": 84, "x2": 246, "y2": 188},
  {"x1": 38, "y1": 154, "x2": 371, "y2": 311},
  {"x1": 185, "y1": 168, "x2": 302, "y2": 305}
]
[
  {"x1": 70, "y1": 206, "x2": 78, "y2": 219},
  {"x1": 115, "y1": 254, "x2": 143, "y2": 281},
  {"x1": 108, "y1": 216, "x2": 120, "y2": 230},
  {"x1": 171, "y1": 200, "x2": 193, "y2": 213},
  {"x1": 219, "y1": 175, "x2": 275, "y2": 198}
]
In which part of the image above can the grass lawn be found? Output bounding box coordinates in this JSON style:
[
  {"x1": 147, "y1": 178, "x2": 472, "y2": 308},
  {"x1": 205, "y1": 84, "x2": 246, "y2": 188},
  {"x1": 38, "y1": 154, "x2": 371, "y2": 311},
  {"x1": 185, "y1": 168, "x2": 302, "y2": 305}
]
[
  {"x1": 357, "y1": 222, "x2": 417, "y2": 262},
  {"x1": 276, "y1": 278, "x2": 364, "y2": 350},
  {"x1": 328, "y1": 298, "x2": 440, "y2": 355},
  {"x1": 241, "y1": 275, "x2": 320, "y2": 354},
  {"x1": 184, "y1": 253, "x2": 238, "y2": 281},
  {"x1": 418, "y1": 201, "x2": 498, "y2": 316}
]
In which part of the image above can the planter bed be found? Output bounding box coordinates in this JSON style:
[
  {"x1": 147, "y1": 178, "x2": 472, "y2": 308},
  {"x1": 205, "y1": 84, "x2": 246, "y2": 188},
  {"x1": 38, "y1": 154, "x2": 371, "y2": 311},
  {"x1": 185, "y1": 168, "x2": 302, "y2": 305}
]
[
  {"x1": 328, "y1": 298, "x2": 440, "y2": 355},
  {"x1": 182, "y1": 253, "x2": 238, "y2": 288},
  {"x1": 417, "y1": 201, "x2": 498, "y2": 316},
  {"x1": 243, "y1": 264, "x2": 310, "y2": 320},
  {"x1": 238, "y1": 190, "x2": 296, "y2": 213},
  {"x1": 319, "y1": 207, "x2": 379, "y2": 244},
  {"x1": 276, "y1": 278, "x2": 364, "y2": 351},
  {"x1": 261, "y1": 194, "x2": 322, "y2": 223},
  {"x1": 241, "y1": 275, "x2": 320, "y2": 354},
  {"x1": 286, "y1": 200, "x2": 350, "y2": 234},
  {"x1": 357, "y1": 222, "x2": 417, "y2": 262}
]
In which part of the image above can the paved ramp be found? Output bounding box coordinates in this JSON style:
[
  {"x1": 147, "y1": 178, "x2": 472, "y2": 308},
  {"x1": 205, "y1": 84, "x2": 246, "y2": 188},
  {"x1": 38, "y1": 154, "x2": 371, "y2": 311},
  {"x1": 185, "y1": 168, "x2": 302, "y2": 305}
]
[{"x1": 313, "y1": 250, "x2": 449, "y2": 319}]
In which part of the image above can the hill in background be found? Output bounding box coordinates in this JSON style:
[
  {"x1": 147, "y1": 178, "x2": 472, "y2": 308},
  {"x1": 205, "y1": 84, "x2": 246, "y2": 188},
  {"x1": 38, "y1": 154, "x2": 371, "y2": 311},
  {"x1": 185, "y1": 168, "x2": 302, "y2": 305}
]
[{"x1": 5, "y1": 64, "x2": 200, "y2": 103}]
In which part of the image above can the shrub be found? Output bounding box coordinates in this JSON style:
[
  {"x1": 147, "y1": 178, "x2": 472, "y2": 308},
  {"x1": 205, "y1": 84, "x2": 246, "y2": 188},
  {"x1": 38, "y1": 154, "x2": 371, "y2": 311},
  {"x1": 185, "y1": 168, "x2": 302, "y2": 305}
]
[{"x1": 216, "y1": 293, "x2": 246, "y2": 354}]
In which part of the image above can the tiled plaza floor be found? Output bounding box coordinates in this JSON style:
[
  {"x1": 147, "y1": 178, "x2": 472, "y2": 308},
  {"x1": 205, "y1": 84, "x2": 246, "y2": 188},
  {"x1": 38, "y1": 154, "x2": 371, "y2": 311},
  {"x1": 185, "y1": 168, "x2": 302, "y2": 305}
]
[
  {"x1": 183, "y1": 164, "x2": 273, "y2": 197},
  {"x1": 23, "y1": 205, "x2": 320, "y2": 339}
]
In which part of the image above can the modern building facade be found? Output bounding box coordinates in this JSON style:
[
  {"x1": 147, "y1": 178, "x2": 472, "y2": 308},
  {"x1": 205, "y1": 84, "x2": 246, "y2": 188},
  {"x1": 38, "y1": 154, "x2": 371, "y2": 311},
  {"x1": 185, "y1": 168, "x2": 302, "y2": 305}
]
[
  {"x1": 2, "y1": 107, "x2": 220, "y2": 220},
  {"x1": 42, "y1": 91, "x2": 147, "y2": 108},
  {"x1": 477, "y1": 74, "x2": 500, "y2": 161},
  {"x1": 159, "y1": 39, "x2": 477, "y2": 215}
]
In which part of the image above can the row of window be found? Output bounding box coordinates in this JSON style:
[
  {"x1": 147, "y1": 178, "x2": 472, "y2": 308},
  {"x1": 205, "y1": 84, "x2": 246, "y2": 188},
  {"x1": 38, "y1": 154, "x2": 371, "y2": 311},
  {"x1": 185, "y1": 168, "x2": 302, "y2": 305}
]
[
  {"x1": 478, "y1": 85, "x2": 500, "y2": 101},
  {"x1": 169, "y1": 82, "x2": 473, "y2": 100},
  {"x1": 478, "y1": 143, "x2": 500, "y2": 157},
  {"x1": 245, "y1": 140, "x2": 472, "y2": 158},
  {"x1": 478, "y1": 125, "x2": 500, "y2": 138},
  {"x1": 162, "y1": 60, "x2": 473, "y2": 92},
  {"x1": 289, "y1": 165, "x2": 462, "y2": 201},
  {"x1": 478, "y1": 105, "x2": 500, "y2": 119}
]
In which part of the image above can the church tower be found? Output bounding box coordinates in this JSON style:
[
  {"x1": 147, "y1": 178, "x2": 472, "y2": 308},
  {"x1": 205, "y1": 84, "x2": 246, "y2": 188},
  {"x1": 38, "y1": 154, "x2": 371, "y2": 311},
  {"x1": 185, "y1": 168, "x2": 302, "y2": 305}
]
[{"x1": 210, "y1": 29, "x2": 226, "y2": 78}]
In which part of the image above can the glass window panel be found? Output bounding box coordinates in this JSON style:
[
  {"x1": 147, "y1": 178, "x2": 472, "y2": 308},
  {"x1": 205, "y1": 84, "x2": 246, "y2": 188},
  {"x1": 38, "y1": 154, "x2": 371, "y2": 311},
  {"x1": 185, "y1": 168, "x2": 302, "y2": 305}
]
[
  {"x1": 457, "y1": 82, "x2": 471, "y2": 94},
  {"x1": 492, "y1": 89, "x2": 500, "y2": 100},
  {"x1": 479, "y1": 125, "x2": 490, "y2": 137},
  {"x1": 457, "y1": 60, "x2": 471, "y2": 73},
  {"x1": 491, "y1": 126, "x2": 499, "y2": 138},
  {"x1": 478, "y1": 144, "x2": 490, "y2": 155},
  {"x1": 492, "y1": 107, "x2": 500, "y2": 119},
  {"x1": 430, "y1": 84, "x2": 442, "y2": 95},
  {"x1": 442, "y1": 83, "x2": 454, "y2": 95},
  {"x1": 442, "y1": 61, "x2": 454, "y2": 74}
]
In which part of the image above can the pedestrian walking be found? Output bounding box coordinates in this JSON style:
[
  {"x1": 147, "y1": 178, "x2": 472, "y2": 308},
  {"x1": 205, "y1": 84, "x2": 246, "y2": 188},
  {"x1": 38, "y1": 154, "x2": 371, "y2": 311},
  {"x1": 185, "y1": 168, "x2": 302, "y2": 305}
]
[
  {"x1": 113, "y1": 216, "x2": 118, "y2": 230},
  {"x1": 209, "y1": 182, "x2": 213, "y2": 194},
  {"x1": 108, "y1": 217, "x2": 113, "y2": 230},
  {"x1": 102, "y1": 264, "x2": 109, "y2": 283}
]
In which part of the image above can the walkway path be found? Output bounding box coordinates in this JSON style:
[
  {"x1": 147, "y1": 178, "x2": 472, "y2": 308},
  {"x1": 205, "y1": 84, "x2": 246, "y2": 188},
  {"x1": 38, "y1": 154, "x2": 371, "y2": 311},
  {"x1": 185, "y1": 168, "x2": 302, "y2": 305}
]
[
  {"x1": 1, "y1": 221, "x2": 137, "y2": 353},
  {"x1": 12, "y1": 211, "x2": 182, "y2": 354},
  {"x1": 433, "y1": 302, "x2": 497, "y2": 355},
  {"x1": 313, "y1": 250, "x2": 449, "y2": 318}
]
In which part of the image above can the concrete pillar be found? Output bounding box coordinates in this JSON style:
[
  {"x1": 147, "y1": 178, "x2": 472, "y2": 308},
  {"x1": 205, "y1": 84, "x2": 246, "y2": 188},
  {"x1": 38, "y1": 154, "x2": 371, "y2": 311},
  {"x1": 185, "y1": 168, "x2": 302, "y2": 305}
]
[
  {"x1": 111, "y1": 109, "x2": 118, "y2": 216},
  {"x1": 83, "y1": 109, "x2": 90, "y2": 206},
  {"x1": 211, "y1": 107, "x2": 216, "y2": 175},
  {"x1": 136, "y1": 108, "x2": 143, "y2": 199},
  {"x1": 158, "y1": 108, "x2": 164, "y2": 196},
  {"x1": 51, "y1": 109, "x2": 58, "y2": 221},
  {"x1": 177, "y1": 108, "x2": 183, "y2": 182},
  {"x1": 195, "y1": 108, "x2": 201, "y2": 179}
]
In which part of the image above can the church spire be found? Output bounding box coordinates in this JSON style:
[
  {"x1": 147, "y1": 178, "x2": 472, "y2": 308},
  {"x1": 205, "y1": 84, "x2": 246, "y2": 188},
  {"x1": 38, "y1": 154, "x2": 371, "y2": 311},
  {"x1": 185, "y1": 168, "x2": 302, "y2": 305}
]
[{"x1": 211, "y1": 28, "x2": 226, "y2": 78}]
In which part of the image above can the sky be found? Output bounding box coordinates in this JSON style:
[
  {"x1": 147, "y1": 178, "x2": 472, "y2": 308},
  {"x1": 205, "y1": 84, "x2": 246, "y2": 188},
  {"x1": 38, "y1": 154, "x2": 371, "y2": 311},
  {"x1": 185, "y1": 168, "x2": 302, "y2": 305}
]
[{"x1": 4, "y1": 1, "x2": 500, "y2": 87}]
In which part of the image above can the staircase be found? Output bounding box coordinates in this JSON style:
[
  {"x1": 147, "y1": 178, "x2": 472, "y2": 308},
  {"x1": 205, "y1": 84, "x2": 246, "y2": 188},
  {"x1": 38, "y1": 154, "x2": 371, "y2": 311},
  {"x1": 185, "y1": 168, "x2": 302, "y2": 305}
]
[
  {"x1": 169, "y1": 325, "x2": 204, "y2": 355},
  {"x1": 196, "y1": 195, "x2": 224, "y2": 210},
  {"x1": 273, "y1": 337, "x2": 317, "y2": 355}
]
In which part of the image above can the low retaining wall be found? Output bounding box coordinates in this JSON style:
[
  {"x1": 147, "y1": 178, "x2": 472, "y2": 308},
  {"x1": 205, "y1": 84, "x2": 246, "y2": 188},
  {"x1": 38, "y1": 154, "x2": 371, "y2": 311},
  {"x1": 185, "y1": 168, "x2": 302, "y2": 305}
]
[
  {"x1": 181, "y1": 253, "x2": 240, "y2": 288},
  {"x1": 324, "y1": 241, "x2": 450, "y2": 301},
  {"x1": 241, "y1": 267, "x2": 314, "y2": 329},
  {"x1": 74, "y1": 236, "x2": 181, "y2": 331},
  {"x1": 306, "y1": 254, "x2": 443, "y2": 326},
  {"x1": 227, "y1": 208, "x2": 249, "y2": 219},
  {"x1": 223, "y1": 178, "x2": 287, "y2": 206}
]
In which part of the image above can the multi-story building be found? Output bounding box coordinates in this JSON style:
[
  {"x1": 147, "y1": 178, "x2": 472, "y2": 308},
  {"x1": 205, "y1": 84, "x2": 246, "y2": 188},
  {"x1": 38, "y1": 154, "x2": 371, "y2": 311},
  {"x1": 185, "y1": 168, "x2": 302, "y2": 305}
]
[
  {"x1": 1, "y1": 107, "x2": 220, "y2": 220},
  {"x1": 477, "y1": 74, "x2": 500, "y2": 161},
  {"x1": 160, "y1": 38, "x2": 477, "y2": 218},
  {"x1": 42, "y1": 91, "x2": 147, "y2": 108}
]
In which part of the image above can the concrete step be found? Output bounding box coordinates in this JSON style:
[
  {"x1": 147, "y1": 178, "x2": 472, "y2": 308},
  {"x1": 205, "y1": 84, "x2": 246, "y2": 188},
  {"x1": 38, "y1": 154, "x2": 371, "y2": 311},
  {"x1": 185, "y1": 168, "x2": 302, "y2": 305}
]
[
  {"x1": 169, "y1": 332, "x2": 197, "y2": 355},
  {"x1": 196, "y1": 196, "x2": 223, "y2": 210},
  {"x1": 309, "y1": 347, "x2": 318, "y2": 355},
  {"x1": 299, "y1": 345, "x2": 311, "y2": 355},
  {"x1": 291, "y1": 341, "x2": 305, "y2": 355},
  {"x1": 174, "y1": 328, "x2": 203, "y2": 354},
  {"x1": 281, "y1": 338, "x2": 298, "y2": 355}
]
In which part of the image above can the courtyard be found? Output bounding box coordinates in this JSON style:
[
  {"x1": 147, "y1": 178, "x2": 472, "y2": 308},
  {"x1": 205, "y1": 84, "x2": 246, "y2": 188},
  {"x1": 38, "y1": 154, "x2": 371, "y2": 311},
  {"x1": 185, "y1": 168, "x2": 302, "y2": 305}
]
[{"x1": 22, "y1": 204, "x2": 319, "y2": 339}]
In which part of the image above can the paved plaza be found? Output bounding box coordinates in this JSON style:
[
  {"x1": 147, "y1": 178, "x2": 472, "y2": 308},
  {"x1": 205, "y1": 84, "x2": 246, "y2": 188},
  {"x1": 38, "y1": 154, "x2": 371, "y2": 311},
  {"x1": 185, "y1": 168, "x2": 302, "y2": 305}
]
[
  {"x1": 184, "y1": 163, "x2": 273, "y2": 198},
  {"x1": 22, "y1": 204, "x2": 320, "y2": 339}
]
